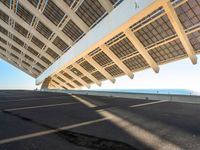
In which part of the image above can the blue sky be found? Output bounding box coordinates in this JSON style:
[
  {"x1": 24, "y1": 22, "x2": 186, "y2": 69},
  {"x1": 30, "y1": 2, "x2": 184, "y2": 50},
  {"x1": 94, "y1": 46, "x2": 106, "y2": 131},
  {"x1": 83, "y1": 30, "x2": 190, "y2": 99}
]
[
  {"x1": 0, "y1": 59, "x2": 38, "y2": 90},
  {"x1": 0, "y1": 56, "x2": 200, "y2": 92}
]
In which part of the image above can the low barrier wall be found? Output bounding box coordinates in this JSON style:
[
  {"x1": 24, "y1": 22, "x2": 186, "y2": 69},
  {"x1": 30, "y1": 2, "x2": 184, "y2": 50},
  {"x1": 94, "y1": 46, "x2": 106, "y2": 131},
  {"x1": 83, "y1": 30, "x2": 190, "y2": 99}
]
[{"x1": 41, "y1": 89, "x2": 200, "y2": 104}]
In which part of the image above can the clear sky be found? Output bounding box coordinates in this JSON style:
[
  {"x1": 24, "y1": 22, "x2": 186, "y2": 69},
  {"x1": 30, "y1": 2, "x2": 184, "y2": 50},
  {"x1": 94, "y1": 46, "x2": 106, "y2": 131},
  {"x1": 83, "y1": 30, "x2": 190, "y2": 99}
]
[
  {"x1": 0, "y1": 59, "x2": 39, "y2": 90},
  {"x1": 0, "y1": 56, "x2": 200, "y2": 92}
]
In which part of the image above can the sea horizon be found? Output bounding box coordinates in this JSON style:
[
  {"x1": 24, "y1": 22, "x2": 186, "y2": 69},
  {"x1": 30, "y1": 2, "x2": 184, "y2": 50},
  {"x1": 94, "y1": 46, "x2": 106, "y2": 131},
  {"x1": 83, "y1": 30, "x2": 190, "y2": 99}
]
[{"x1": 89, "y1": 89, "x2": 200, "y2": 96}]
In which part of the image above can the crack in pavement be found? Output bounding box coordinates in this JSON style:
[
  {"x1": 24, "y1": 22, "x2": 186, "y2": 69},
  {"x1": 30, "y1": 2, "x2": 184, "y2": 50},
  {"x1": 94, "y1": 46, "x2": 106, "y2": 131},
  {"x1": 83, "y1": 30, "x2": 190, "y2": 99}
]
[{"x1": 2, "y1": 110, "x2": 137, "y2": 150}]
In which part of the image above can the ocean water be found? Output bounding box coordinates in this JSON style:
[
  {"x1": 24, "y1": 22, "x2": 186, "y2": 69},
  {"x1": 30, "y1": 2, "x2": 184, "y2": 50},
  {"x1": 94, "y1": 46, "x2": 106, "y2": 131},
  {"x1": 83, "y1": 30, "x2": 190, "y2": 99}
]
[{"x1": 93, "y1": 89, "x2": 200, "y2": 96}]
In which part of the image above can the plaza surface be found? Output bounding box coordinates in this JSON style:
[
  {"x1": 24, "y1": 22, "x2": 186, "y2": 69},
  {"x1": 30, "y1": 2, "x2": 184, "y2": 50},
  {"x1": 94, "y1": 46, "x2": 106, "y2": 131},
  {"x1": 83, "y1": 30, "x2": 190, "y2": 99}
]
[{"x1": 0, "y1": 90, "x2": 200, "y2": 150}]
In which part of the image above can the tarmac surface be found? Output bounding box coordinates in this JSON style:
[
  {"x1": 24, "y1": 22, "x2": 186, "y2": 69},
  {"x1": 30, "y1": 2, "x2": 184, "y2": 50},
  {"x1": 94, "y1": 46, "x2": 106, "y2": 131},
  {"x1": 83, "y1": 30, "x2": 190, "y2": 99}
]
[{"x1": 0, "y1": 90, "x2": 200, "y2": 150}]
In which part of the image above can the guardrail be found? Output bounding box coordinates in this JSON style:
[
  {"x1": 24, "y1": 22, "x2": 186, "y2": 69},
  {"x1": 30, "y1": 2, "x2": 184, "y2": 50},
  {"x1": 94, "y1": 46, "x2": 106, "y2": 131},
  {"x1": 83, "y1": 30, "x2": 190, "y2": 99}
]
[{"x1": 40, "y1": 89, "x2": 200, "y2": 104}]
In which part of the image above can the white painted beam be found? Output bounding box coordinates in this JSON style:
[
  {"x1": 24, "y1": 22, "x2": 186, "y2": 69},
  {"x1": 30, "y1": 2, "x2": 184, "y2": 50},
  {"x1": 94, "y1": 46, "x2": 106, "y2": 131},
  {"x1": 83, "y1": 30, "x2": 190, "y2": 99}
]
[
  {"x1": 100, "y1": 44, "x2": 134, "y2": 79},
  {"x1": 163, "y1": 1, "x2": 197, "y2": 64},
  {"x1": 124, "y1": 28, "x2": 160, "y2": 73},
  {"x1": 51, "y1": 80, "x2": 63, "y2": 89},
  {"x1": 36, "y1": 0, "x2": 168, "y2": 84},
  {"x1": 73, "y1": 63, "x2": 101, "y2": 86},
  {"x1": 52, "y1": 0, "x2": 89, "y2": 33},
  {"x1": 84, "y1": 55, "x2": 115, "y2": 83},
  {"x1": 18, "y1": 0, "x2": 73, "y2": 46},
  {"x1": 57, "y1": 72, "x2": 80, "y2": 89},
  {"x1": 49, "y1": 83, "x2": 57, "y2": 89},
  {"x1": 65, "y1": 69, "x2": 90, "y2": 88},
  {"x1": 53, "y1": 77, "x2": 71, "y2": 89}
]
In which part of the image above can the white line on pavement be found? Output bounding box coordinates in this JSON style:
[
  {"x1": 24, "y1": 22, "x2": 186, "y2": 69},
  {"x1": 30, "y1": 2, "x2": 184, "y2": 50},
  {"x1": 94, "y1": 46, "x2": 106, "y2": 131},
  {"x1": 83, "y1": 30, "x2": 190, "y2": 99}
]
[
  {"x1": 129, "y1": 100, "x2": 169, "y2": 108},
  {"x1": 0, "y1": 96, "x2": 68, "y2": 103},
  {"x1": 0, "y1": 118, "x2": 107, "y2": 145},
  {"x1": 4, "y1": 102, "x2": 79, "y2": 111}
]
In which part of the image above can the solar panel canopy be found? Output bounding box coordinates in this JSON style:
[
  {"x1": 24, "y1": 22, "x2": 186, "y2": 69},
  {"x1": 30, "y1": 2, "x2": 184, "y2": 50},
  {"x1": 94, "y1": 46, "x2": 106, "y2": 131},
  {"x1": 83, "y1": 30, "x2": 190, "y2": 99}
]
[{"x1": 0, "y1": 0, "x2": 200, "y2": 89}]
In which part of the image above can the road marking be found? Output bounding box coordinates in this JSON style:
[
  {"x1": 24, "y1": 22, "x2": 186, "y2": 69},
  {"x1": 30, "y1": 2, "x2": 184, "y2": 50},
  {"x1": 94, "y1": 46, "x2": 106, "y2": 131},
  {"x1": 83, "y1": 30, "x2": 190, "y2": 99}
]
[
  {"x1": 4, "y1": 102, "x2": 79, "y2": 111},
  {"x1": 72, "y1": 95, "x2": 181, "y2": 150},
  {"x1": 0, "y1": 96, "x2": 68, "y2": 103},
  {"x1": 0, "y1": 118, "x2": 107, "y2": 145},
  {"x1": 130, "y1": 100, "x2": 169, "y2": 108},
  {"x1": 72, "y1": 95, "x2": 96, "y2": 108}
]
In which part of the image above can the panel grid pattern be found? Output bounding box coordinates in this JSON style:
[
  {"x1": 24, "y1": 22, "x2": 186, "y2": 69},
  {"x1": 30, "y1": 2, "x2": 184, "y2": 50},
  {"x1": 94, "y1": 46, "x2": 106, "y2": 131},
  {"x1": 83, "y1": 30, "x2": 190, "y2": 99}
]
[
  {"x1": 123, "y1": 54, "x2": 149, "y2": 71},
  {"x1": 71, "y1": 67, "x2": 83, "y2": 76},
  {"x1": 1, "y1": 0, "x2": 200, "y2": 86},
  {"x1": 62, "y1": 20, "x2": 84, "y2": 42},
  {"x1": 105, "y1": 64, "x2": 124, "y2": 77},
  {"x1": 62, "y1": 71, "x2": 74, "y2": 80},
  {"x1": 188, "y1": 31, "x2": 200, "y2": 51},
  {"x1": 46, "y1": 48, "x2": 59, "y2": 59},
  {"x1": 148, "y1": 39, "x2": 186, "y2": 63},
  {"x1": 27, "y1": 0, "x2": 39, "y2": 8},
  {"x1": 36, "y1": 21, "x2": 53, "y2": 39},
  {"x1": 73, "y1": 80, "x2": 82, "y2": 86},
  {"x1": 91, "y1": 71, "x2": 106, "y2": 81},
  {"x1": 43, "y1": 0, "x2": 65, "y2": 26},
  {"x1": 109, "y1": 37, "x2": 138, "y2": 59},
  {"x1": 14, "y1": 22, "x2": 29, "y2": 37},
  {"x1": 175, "y1": 0, "x2": 200, "y2": 29},
  {"x1": 80, "y1": 60, "x2": 96, "y2": 73},
  {"x1": 31, "y1": 36, "x2": 45, "y2": 49},
  {"x1": 63, "y1": 0, "x2": 74, "y2": 7},
  {"x1": 92, "y1": 51, "x2": 113, "y2": 67},
  {"x1": 0, "y1": 10, "x2": 9, "y2": 24},
  {"x1": 13, "y1": 35, "x2": 24, "y2": 47},
  {"x1": 25, "y1": 54, "x2": 34, "y2": 62},
  {"x1": 0, "y1": 36, "x2": 7, "y2": 44},
  {"x1": 135, "y1": 15, "x2": 176, "y2": 47},
  {"x1": 27, "y1": 46, "x2": 39, "y2": 56},
  {"x1": 11, "y1": 46, "x2": 21, "y2": 54},
  {"x1": 36, "y1": 62, "x2": 46, "y2": 70},
  {"x1": 0, "y1": 25, "x2": 8, "y2": 35},
  {"x1": 1, "y1": 0, "x2": 10, "y2": 8},
  {"x1": 53, "y1": 36, "x2": 69, "y2": 51},
  {"x1": 41, "y1": 56, "x2": 51, "y2": 65},
  {"x1": 16, "y1": 3, "x2": 33, "y2": 25},
  {"x1": 76, "y1": 0, "x2": 106, "y2": 27},
  {"x1": 81, "y1": 76, "x2": 93, "y2": 84}
]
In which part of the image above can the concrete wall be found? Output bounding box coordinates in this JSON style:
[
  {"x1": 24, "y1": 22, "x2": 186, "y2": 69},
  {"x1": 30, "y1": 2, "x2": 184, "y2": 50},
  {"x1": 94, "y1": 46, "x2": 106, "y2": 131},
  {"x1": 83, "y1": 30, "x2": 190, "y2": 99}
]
[{"x1": 41, "y1": 89, "x2": 200, "y2": 104}]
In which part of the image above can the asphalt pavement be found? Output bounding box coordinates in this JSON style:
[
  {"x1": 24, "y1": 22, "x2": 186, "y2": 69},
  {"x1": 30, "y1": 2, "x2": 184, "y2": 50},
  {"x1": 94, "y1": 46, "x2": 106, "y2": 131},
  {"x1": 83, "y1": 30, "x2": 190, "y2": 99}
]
[{"x1": 0, "y1": 90, "x2": 200, "y2": 150}]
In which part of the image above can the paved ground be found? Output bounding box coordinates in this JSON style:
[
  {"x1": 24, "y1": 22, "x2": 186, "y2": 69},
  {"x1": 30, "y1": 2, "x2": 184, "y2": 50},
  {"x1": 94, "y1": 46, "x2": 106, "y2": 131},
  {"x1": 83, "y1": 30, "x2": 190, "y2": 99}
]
[{"x1": 0, "y1": 90, "x2": 200, "y2": 150}]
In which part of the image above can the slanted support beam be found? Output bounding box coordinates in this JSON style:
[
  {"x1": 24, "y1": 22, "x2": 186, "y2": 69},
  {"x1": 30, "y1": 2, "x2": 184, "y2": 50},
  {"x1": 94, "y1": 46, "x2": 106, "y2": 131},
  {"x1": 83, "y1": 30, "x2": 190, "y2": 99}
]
[
  {"x1": 100, "y1": 44, "x2": 134, "y2": 79},
  {"x1": 124, "y1": 28, "x2": 160, "y2": 73},
  {"x1": 41, "y1": 77, "x2": 52, "y2": 89},
  {"x1": 65, "y1": 69, "x2": 91, "y2": 88},
  {"x1": 84, "y1": 55, "x2": 116, "y2": 83},
  {"x1": 57, "y1": 73, "x2": 80, "y2": 89},
  {"x1": 53, "y1": 77, "x2": 71, "y2": 89},
  {"x1": 163, "y1": 1, "x2": 197, "y2": 64},
  {"x1": 73, "y1": 63, "x2": 101, "y2": 86},
  {"x1": 51, "y1": 80, "x2": 62, "y2": 89},
  {"x1": 52, "y1": 0, "x2": 89, "y2": 32},
  {"x1": 98, "y1": 0, "x2": 113, "y2": 13},
  {"x1": 49, "y1": 84, "x2": 56, "y2": 89}
]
